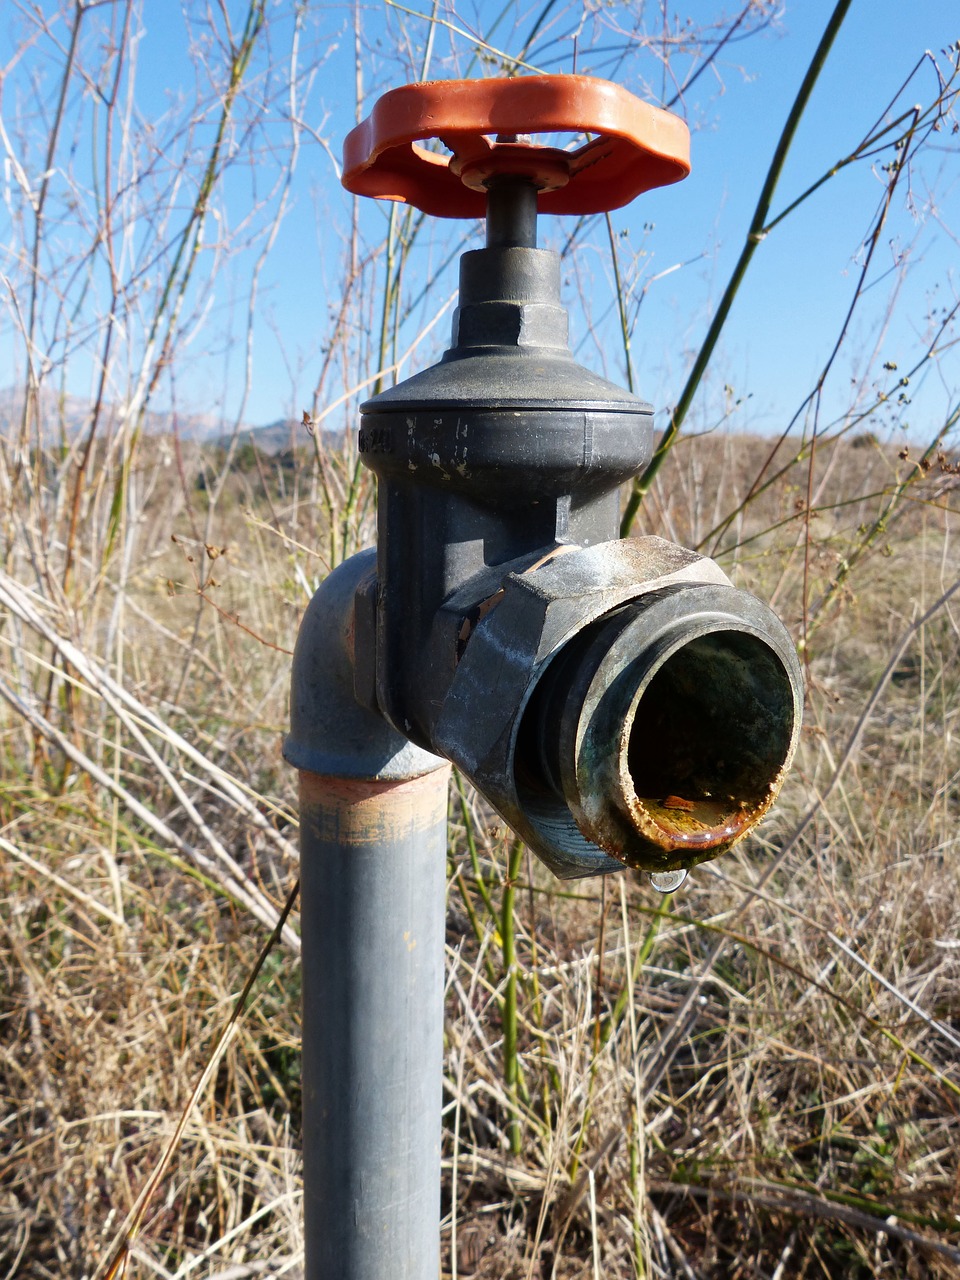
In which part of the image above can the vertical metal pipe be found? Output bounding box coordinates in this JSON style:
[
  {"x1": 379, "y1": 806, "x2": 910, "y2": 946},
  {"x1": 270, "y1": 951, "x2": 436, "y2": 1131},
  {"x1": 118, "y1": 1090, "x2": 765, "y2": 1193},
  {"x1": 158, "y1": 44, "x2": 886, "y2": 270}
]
[{"x1": 298, "y1": 766, "x2": 451, "y2": 1280}]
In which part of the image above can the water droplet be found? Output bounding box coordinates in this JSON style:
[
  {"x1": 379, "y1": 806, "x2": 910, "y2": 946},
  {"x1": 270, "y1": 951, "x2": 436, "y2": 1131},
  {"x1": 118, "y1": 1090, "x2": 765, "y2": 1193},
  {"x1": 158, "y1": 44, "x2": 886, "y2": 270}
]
[{"x1": 646, "y1": 868, "x2": 688, "y2": 894}]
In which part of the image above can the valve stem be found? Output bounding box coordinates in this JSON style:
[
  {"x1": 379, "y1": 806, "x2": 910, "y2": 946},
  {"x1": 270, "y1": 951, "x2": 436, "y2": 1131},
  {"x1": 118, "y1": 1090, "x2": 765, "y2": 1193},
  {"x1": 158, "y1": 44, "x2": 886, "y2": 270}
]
[{"x1": 485, "y1": 178, "x2": 539, "y2": 249}]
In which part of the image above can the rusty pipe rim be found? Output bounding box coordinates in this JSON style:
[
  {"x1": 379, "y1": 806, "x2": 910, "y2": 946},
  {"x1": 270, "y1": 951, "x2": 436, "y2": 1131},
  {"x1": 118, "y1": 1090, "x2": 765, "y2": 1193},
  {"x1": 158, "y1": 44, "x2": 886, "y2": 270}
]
[
  {"x1": 530, "y1": 585, "x2": 802, "y2": 874},
  {"x1": 608, "y1": 624, "x2": 797, "y2": 866}
]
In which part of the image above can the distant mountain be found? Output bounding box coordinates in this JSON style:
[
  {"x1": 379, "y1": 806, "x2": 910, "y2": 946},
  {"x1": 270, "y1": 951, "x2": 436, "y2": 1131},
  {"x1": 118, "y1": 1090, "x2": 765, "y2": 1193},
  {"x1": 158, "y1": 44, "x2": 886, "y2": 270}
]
[
  {"x1": 0, "y1": 387, "x2": 347, "y2": 456},
  {"x1": 0, "y1": 385, "x2": 243, "y2": 447},
  {"x1": 0, "y1": 386, "x2": 95, "y2": 445},
  {"x1": 212, "y1": 419, "x2": 311, "y2": 455}
]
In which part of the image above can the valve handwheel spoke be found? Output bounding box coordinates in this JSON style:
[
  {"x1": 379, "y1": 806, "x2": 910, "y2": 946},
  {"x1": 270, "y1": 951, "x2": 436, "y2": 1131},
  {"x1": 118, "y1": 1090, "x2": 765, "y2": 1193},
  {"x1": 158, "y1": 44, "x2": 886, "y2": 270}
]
[{"x1": 342, "y1": 74, "x2": 690, "y2": 218}]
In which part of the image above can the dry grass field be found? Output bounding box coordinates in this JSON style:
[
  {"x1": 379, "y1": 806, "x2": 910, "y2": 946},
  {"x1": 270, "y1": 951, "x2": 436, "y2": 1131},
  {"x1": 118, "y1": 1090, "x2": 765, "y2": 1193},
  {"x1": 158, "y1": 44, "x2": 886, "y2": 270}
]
[
  {"x1": 2, "y1": 424, "x2": 959, "y2": 1279},
  {"x1": 1, "y1": 3, "x2": 959, "y2": 1276}
]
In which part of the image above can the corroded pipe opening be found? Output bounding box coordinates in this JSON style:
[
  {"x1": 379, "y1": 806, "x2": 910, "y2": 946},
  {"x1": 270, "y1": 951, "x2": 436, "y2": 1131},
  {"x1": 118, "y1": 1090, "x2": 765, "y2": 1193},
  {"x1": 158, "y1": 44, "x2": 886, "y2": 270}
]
[
  {"x1": 520, "y1": 584, "x2": 803, "y2": 875},
  {"x1": 618, "y1": 630, "x2": 796, "y2": 857}
]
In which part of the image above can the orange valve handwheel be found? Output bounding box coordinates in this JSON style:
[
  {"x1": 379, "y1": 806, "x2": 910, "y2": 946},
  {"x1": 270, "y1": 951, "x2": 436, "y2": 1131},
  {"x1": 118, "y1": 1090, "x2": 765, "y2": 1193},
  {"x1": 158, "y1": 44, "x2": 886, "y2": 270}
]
[{"x1": 342, "y1": 75, "x2": 690, "y2": 219}]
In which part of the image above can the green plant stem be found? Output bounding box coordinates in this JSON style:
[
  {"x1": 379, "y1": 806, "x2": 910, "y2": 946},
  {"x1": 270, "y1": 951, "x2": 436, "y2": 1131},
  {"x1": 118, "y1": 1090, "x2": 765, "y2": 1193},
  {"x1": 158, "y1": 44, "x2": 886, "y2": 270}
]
[
  {"x1": 455, "y1": 771, "x2": 497, "y2": 920},
  {"x1": 102, "y1": 0, "x2": 267, "y2": 572},
  {"x1": 621, "y1": 0, "x2": 855, "y2": 536},
  {"x1": 629, "y1": 1106, "x2": 645, "y2": 1278},
  {"x1": 605, "y1": 212, "x2": 636, "y2": 395},
  {"x1": 140, "y1": 0, "x2": 266, "y2": 420},
  {"x1": 501, "y1": 836, "x2": 524, "y2": 1156},
  {"x1": 447, "y1": 856, "x2": 497, "y2": 985},
  {"x1": 522, "y1": 849, "x2": 563, "y2": 1108}
]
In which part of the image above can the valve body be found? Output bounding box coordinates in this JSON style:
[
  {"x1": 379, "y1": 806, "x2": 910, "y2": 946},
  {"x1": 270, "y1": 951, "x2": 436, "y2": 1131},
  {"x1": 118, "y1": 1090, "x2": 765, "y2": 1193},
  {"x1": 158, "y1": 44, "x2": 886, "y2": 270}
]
[{"x1": 331, "y1": 182, "x2": 802, "y2": 878}]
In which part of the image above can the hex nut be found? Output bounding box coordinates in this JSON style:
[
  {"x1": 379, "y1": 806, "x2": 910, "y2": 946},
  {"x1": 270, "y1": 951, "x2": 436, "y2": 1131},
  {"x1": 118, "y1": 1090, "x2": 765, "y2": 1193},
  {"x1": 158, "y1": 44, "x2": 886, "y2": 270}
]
[{"x1": 434, "y1": 536, "x2": 735, "y2": 877}]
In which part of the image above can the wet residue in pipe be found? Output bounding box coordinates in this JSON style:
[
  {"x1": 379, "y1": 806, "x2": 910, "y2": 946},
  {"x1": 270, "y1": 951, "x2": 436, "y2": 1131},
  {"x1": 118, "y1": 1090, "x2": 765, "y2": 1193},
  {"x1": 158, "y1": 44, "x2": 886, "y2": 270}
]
[{"x1": 618, "y1": 631, "x2": 795, "y2": 864}]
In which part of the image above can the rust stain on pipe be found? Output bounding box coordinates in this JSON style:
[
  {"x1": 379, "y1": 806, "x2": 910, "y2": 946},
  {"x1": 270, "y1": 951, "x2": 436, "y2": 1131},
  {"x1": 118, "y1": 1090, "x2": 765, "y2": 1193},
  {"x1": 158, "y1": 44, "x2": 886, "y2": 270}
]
[{"x1": 299, "y1": 768, "x2": 451, "y2": 846}]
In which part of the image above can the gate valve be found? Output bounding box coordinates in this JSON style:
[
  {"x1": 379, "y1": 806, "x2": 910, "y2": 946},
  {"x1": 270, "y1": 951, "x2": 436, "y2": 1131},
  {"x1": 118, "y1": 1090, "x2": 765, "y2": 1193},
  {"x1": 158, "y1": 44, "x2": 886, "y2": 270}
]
[{"x1": 290, "y1": 75, "x2": 803, "y2": 891}]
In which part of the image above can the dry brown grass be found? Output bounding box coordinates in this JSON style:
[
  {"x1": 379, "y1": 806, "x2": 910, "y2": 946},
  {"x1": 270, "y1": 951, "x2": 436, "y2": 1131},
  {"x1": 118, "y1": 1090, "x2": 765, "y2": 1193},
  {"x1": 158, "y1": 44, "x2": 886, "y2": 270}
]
[
  {"x1": 2, "y1": 426, "x2": 960, "y2": 1279},
  {"x1": 2, "y1": 6, "x2": 958, "y2": 1275}
]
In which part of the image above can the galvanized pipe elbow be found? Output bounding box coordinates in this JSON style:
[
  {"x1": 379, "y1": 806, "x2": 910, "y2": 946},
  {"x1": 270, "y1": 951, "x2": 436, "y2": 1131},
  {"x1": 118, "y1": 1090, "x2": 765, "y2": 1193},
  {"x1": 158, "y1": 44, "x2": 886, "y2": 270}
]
[{"x1": 285, "y1": 549, "x2": 444, "y2": 783}]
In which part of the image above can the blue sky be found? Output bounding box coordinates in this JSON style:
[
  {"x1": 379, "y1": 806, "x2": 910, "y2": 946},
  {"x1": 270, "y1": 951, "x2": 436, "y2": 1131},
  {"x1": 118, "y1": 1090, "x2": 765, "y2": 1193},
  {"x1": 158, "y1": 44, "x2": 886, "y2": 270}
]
[
  {"x1": 1, "y1": 2, "x2": 957, "y2": 445},
  {"x1": 251, "y1": 1, "x2": 959, "y2": 441}
]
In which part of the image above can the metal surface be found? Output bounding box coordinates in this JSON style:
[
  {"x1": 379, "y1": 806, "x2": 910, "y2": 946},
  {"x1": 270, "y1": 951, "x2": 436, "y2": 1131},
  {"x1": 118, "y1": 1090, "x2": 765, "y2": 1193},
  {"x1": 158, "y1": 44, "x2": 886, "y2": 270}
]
[
  {"x1": 351, "y1": 182, "x2": 802, "y2": 878},
  {"x1": 288, "y1": 76, "x2": 804, "y2": 1280},
  {"x1": 358, "y1": 229, "x2": 655, "y2": 765},
  {"x1": 486, "y1": 179, "x2": 539, "y2": 249},
  {"x1": 285, "y1": 549, "x2": 443, "y2": 781},
  {"x1": 298, "y1": 767, "x2": 450, "y2": 1280},
  {"x1": 528, "y1": 582, "x2": 802, "y2": 873},
  {"x1": 433, "y1": 536, "x2": 802, "y2": 877}
]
